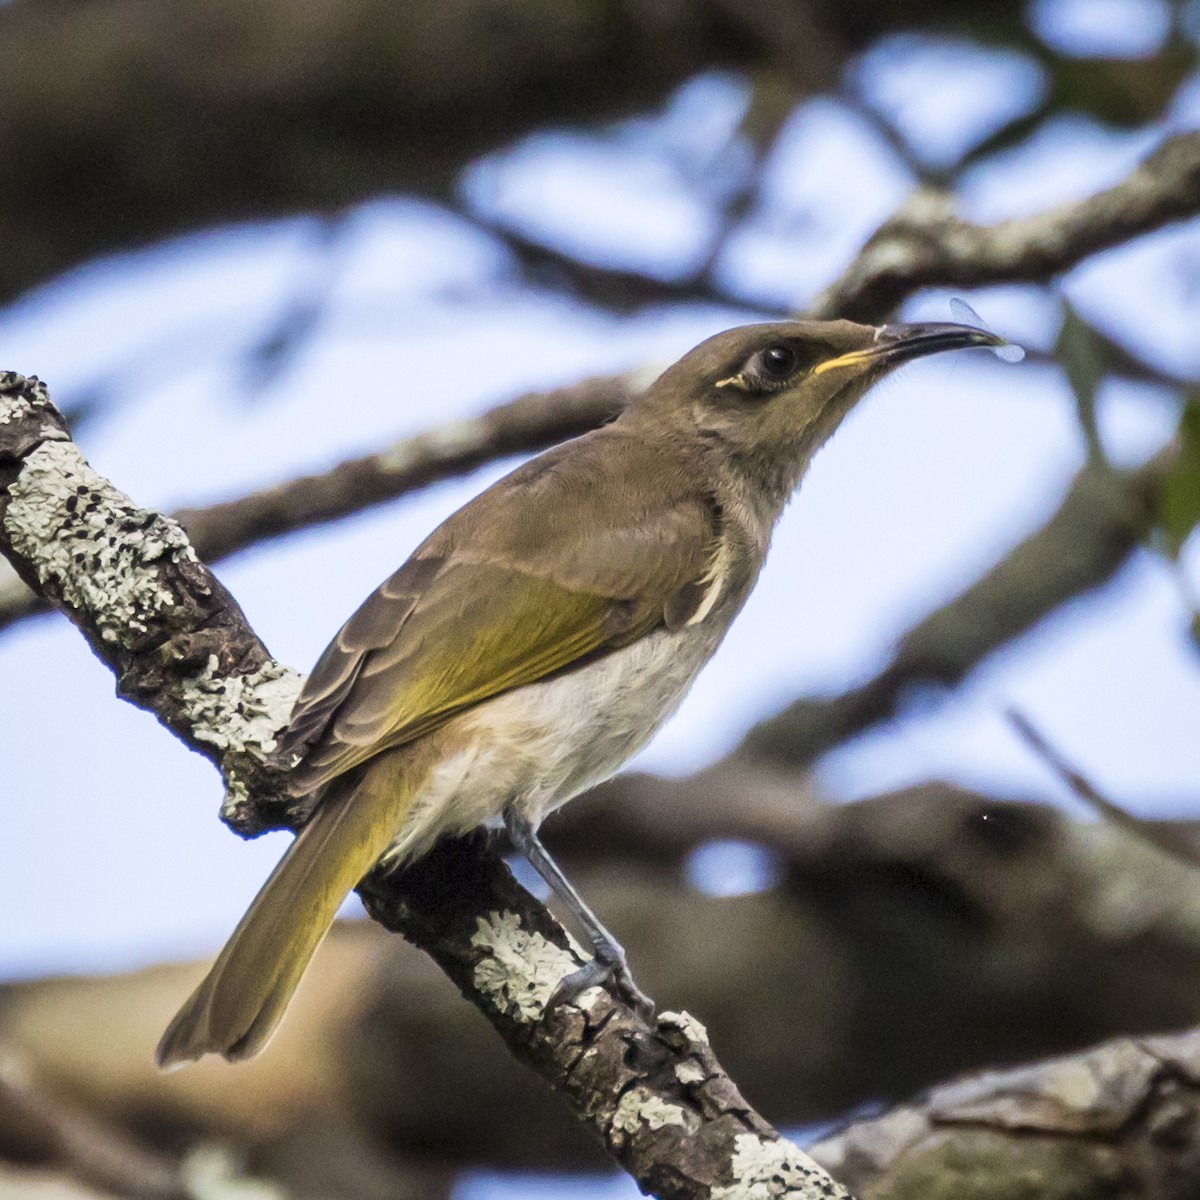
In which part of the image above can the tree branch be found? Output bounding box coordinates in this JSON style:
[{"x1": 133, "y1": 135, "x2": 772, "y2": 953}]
[
  {"x1": 0, "y1": 370, "x2": 852, "y2": 1200},
  {"x1": 811, "y1": 129, "x2": 1200, "y2": 322},
  {"x1": 0, "y1": 1050, "x2": 187, "y2": 1200},
  {"x1": 809, "y1": 1025, "x2": 1200, "y2": 1199},
  {"x1": 468, "y1": 214, "x2": 750, "y2": 313},
  {"x1": 174, "y1": 371, "x2": 641, "y2": 564},
  {"x1": 0, "y1": 374, "x2": 296, "y2": 806},
  {"x1": 1007, "y1": 706, "x2": 1200, "y2": 869},
  {"x1": 0, "y1": 0, "x2": 1029, "y2": 307}
]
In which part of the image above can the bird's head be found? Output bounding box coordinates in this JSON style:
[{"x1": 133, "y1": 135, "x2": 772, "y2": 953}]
[{"x1": 635, "y1": 317, "x2": 1011, "y2": 504}]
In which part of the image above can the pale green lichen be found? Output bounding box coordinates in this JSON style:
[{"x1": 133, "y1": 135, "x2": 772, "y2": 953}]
[
  {"x1": 1072, "y1": 820, "x2": 1200, "y2": 945},
  {"x1": 0, "y1": 374, "x2": 50, "y2": 423},
  {"x1": 659, "y1": 1010, "x2": 709, "y2": 1045},
  {"x1": 470, "y1": 910, "x2": 597, "y2": 1022},
  {"x1": 182, "y1": 656, "x2": 301, "y2": 757},
  {"x1": 808, "y1": 1103, "x2": 927, "y2": 1176},
  {"x1": 675, "y1": 1060, "x2": 706, "y2": 1086},
  {"x1": 0, "y1": 563, "x2": 32, "y2": 610},
  {"x1": 611, "y1": 1087, "x2": 690, "y2": 1137},
  {"x1": 220, "y1": 774, "x2": 253, "y2": 823},
  {"x1": 622, "y1": 360, "x2": 665, "y2": 393},
  {"x1": 379, "y1": 418, "x2": 482, "y2": 473},
  {"x1": 712, "y1": 1134, "x2": 849, "y2": 1200},
  {"x1": 4, "y1": 440, "x2": 196, "y2": 645}
]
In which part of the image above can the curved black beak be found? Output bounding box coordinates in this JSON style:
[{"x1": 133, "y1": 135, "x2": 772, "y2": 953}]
[
  {"x1": 871, "y1": 321, "x2": 1007, "y2": 366},
  {"x1": 813, "y1": 321, "x2": 1013, "y2": 377}
]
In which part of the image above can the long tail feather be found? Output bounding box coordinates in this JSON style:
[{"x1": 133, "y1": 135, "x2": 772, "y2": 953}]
[{"x1": 156, "y1": 755, "x2": 418, "y2": 1067}]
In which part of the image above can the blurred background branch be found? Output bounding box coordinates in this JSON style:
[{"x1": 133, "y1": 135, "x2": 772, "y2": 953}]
[{"x1": 2, "y1": 129, "x2": 1193, "y2": 636}]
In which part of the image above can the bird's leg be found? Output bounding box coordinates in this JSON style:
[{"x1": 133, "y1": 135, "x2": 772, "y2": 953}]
[{"x1": 504, "y1": 810, "x2": 654, "y2": 1020}]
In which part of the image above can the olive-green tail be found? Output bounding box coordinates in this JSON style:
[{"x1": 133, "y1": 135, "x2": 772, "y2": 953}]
[{"x1": 156, "y1": 759, "x2": 416, "y2": 1067}]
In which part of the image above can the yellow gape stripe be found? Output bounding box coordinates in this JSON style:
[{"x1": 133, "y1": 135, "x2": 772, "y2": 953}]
[{"x1": 812, "y1": 348, "x2": 878, "y2": 375}]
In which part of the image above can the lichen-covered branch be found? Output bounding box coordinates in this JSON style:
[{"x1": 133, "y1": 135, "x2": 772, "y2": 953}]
[
  {"x1": 812, "y1": 129, "x2": 1200, "y2": 323},
  {"x1": 362, "y1": 837, "x2": 851, "y2": 1200},
  {"x1": 809, "y1": 1026, "x2": 1200, "y2": 1199},
  {"x1": 0, "y1": 371, "x2": 851, "y2": 1200},
  {"x1": 0, "y1": 373, "x2": 298, "y2": 808}
]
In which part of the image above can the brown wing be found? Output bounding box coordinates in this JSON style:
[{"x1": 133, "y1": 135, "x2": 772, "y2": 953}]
[{"x1": 282, "y1": 428, "x2": 720, "y2": 795}]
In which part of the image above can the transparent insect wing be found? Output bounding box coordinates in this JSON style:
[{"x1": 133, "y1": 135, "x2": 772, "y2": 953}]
[
  {"x1": 949, "y1": 296, "x2": 986, "y2": 327},
  {"x1": 948, "y1": 297, "x2": 1026, "y2": 363}
]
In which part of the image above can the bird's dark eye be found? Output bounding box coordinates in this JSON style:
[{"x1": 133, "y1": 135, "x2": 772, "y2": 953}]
[
  {"x1": 759, "y1": 343, "x2": 797, "y2": 380},
  {"x1": 716, "y1": 338, "x2": 817, "y2": 397}
]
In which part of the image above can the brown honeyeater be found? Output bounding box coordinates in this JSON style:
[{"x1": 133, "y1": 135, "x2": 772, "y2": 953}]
[{"x1": 158, "y1": 316, "x2": 1012, "y2": 1066}]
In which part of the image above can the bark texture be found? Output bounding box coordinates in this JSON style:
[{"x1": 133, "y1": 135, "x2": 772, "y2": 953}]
[
  {"x1": 811, "y1": 131, "x2": 1200, "y2": 321},
  {"x1": 811, "y1": 1027, "x2": 1200, "y2": 1199}
]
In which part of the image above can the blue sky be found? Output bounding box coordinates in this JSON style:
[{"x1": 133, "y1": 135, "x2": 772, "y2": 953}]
[{"x1": 0, "y1": 0, "x2": 1198, "y2": 1118}]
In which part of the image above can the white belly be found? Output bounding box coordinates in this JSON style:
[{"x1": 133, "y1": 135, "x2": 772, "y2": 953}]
[{"x1": 384, "y1": 625, "x2": 717, "y2": 864}]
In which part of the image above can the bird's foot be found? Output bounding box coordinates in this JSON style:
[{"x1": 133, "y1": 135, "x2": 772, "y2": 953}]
[{"x1": 548, "y1": 942, "x2": 655, "y2": 1022}]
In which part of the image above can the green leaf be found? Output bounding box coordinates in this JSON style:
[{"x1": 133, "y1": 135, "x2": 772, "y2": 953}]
[
  {"x1": 1158, "y1": 391, "x2": 1200, "y2": 558},
  {"x1": 1055, "y1": 300, "x2": 1106, "y2": 464}
]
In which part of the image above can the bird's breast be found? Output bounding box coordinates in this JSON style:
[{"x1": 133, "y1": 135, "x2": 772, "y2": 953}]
[
  {"x1": 480, "y1": 622, "x2": 722, "y2": 810},
  {"x1": 379, "y1": 620, "x2": 729, "y2": 867},
  {"x1": 384, "y1": 622, "x2": 717, "y2": 852}
]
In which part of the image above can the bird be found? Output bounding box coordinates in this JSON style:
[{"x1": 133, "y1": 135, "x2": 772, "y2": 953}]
[{"x1": 157, "y1": 315, "x2": 1011, "y2": 1066}]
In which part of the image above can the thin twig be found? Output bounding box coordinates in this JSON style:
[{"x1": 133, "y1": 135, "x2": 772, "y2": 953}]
[{"x1": 1007, "y1": 706, "x2": 1200, "y2": 869}]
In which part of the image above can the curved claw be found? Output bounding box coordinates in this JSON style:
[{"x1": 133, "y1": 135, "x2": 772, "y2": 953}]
[{"x1": 548, "y1": 948, "x2": 655, "y2": 1022}]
